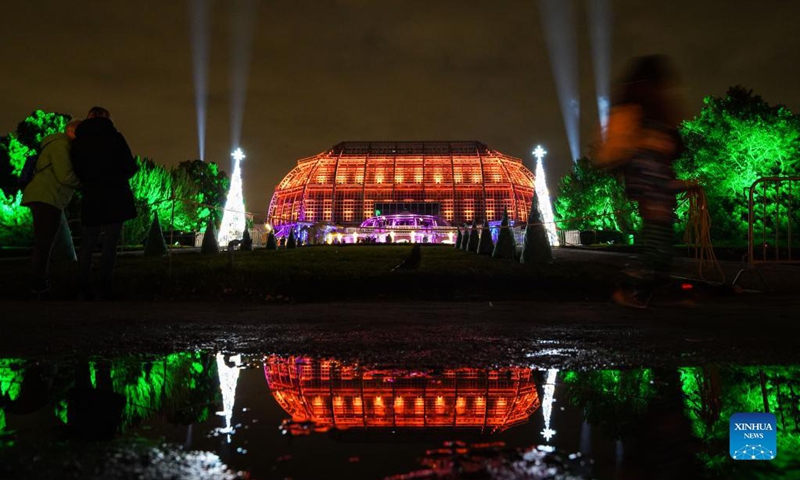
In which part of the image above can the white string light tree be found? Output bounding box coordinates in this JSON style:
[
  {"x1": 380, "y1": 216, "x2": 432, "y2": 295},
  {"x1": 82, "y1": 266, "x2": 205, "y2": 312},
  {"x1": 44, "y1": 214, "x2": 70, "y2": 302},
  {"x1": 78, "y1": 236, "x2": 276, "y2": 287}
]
[
  {"x1": 532, "y1": 145, "x2": 560, "y2": 246},
  {"x1": 217, "y1": 148, "x2": 247, "y2": 248}
]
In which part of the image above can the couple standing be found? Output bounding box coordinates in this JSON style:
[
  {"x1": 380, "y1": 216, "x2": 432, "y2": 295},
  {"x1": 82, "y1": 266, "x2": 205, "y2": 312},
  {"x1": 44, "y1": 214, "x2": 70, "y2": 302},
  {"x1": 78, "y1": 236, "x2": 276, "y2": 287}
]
[{"x1": 21, "y1": 106, "x2": 138, "y2": 299}]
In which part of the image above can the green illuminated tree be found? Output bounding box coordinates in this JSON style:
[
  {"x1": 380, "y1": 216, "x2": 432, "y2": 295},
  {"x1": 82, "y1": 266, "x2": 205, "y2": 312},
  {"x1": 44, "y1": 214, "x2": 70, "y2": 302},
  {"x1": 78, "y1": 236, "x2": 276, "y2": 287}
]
[
  {"x1": 123, "y1": 158, "x2": 229, "y2": 245},
  {"x1": 0, "y1": 110, "x2": 71, "y2": 246},
  {"x1": 173, "y1": 160, "x2": 230, "y2": 231},
  {"x1": 0, "y1": 192, "x2": 33, "y2": 246},
  {"x1": 0, "y1": 110, "x2": 71, "y2": 195},
  {"x1": 554, "y1": 157, "x2": 639, "y2": 236},
  {"x1": 677, "y1": 86, "x2": 800, "y2": 243}
]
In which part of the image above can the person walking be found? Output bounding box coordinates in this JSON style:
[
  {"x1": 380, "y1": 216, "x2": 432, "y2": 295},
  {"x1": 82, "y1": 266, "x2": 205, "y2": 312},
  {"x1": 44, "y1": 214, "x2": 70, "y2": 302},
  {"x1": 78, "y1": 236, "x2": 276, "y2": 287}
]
[
  {"x1": 21, "y1": 118, "x2": 83, "y2": 298},
  {"x1": 71, "y1": 107, "x2": 138, "y2": 299},
  {"x1": 595, "y1": 55, "x2": 696, "y2": 308}
]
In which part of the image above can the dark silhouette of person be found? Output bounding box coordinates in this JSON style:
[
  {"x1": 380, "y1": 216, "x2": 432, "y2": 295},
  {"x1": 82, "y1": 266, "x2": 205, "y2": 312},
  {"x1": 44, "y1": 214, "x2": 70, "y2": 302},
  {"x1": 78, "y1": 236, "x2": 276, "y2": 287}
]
[
  {"x1": 71, "y1": 107, "x2": 138, "y2": 299},
  {"x1": 596, "y1": 55, "x2": 696, "y2": 308}
]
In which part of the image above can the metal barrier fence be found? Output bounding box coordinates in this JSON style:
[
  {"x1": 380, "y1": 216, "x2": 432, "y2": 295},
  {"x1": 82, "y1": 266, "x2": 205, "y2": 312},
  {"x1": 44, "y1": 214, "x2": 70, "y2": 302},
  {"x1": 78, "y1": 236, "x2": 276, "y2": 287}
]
[{"x1": 734, "y1": 176, "x2": 800, "y2": 290}]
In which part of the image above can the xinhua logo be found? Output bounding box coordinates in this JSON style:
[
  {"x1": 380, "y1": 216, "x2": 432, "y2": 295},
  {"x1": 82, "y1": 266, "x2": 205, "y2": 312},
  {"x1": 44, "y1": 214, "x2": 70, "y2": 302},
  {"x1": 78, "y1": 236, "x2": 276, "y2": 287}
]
[{"x1": 730, "y1": 413, "x2": 777, "y2": 460}]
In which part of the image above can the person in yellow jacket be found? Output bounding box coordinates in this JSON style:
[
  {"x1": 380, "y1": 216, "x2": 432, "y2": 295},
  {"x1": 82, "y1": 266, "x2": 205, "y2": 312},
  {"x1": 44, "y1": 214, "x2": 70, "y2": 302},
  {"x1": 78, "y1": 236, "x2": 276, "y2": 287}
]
[{"x1": 21, "y1": 118, "x2": 82, "y2": 297}]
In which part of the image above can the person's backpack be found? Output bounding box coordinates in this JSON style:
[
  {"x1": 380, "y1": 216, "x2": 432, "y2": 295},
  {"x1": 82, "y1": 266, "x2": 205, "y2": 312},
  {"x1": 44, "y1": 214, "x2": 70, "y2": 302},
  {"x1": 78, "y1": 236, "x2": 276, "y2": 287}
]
[{"x1": 17, "y1": 151, "x2": 50, "y2": 190}]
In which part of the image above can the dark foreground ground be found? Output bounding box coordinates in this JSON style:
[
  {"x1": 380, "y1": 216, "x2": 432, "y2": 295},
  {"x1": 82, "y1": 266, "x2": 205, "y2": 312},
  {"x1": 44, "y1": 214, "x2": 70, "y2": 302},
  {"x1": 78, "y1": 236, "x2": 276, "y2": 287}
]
[
  {"x1": 2, "y1": 245, "x2": 798, "y2": 367},
  {"x1": 2, "y1": 294, "x2": 800, "y2": 368}
]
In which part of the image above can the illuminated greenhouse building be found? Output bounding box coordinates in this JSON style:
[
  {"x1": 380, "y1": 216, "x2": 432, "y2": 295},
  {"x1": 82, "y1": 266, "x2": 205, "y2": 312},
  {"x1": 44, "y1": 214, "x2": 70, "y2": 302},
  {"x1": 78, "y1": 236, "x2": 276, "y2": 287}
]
[{"x1": 267, "y1": 141, "x2": 536, "y2": 243}]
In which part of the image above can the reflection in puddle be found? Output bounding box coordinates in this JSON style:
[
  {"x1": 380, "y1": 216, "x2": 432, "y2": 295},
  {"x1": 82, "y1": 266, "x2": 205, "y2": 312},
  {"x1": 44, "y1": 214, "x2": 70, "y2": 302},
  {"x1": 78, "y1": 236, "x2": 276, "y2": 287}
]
[
  {"x1": 216, "y1": 353, "x2": 242, "y2": 443},
  {"x1": 265, "y1": 356, "x2": 540, "y2": 434},
  {"x1": 1, "y1": 354, "x2": 800, "y2": 479}
]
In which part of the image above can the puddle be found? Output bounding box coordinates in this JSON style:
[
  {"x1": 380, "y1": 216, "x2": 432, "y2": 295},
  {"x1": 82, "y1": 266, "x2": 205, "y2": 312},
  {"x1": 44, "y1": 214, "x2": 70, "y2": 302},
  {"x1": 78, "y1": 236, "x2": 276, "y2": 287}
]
[{"x1": 1, "y1": 354, "x2": 798, "y2": 479}]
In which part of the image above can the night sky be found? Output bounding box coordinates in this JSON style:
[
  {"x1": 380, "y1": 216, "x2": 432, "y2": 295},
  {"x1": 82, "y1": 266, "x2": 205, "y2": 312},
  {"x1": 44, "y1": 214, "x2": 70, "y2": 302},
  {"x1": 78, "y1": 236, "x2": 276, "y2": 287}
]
[{"x1": 2, "y1": 1, "x2": 799, "y2": 214}]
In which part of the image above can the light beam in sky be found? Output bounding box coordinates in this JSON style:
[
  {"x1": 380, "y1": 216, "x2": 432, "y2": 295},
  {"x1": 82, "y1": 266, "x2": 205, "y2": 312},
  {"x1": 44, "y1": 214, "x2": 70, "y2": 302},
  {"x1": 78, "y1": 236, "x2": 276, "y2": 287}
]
[
  {"x1": 538, "y1": 0, "x2": 580, "y2": 162},
  {"x1": 189, "y1": 0, "x2": 211, "y2": 160},
  {"x1": 588, "y1": 0, "x2": 612, "y2": 134},
  {"x1": 230, "y1": 0, "x2": 259, "y2": 150}
]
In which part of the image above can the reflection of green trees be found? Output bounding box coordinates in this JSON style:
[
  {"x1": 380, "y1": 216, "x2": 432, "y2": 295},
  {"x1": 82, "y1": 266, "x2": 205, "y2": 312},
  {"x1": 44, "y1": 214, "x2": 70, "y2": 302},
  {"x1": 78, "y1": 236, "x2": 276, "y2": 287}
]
[
  {"x1": 562, "y1": 369, "x2": 656, "y2": 437},
  {"x1": 4, "y1": 353, "x2": 220, "y2": 438},
  {"x1": 680, "y1": 366, "x2": 800, "y2": 477},
  {"x1": 0, "y1": 358, "x2": 25, "y2": 432},
  {"x1": 107, "y1": 352, "x2": 220, "y2": 428}
]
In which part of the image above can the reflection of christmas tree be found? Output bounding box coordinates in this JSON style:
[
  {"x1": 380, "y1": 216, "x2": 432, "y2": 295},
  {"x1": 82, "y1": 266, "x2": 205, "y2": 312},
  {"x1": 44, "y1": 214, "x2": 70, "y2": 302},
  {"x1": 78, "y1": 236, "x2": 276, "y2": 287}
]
[
  {"x1": 217, "y1": 149, "x2": 246, "y2": 247},
  {"x1": 541, "y1": 369, "x2": 558, "y2": 442},
  {"x1": 216, "y1": 353, "x2": 242, "y2": 443}
]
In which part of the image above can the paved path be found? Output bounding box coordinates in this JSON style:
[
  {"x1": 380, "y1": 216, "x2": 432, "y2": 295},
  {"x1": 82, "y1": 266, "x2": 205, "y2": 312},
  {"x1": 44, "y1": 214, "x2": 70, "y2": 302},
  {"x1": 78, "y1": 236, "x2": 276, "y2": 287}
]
[{"x1": 3, "y1": 295, "x2": 799, "y2": 368}]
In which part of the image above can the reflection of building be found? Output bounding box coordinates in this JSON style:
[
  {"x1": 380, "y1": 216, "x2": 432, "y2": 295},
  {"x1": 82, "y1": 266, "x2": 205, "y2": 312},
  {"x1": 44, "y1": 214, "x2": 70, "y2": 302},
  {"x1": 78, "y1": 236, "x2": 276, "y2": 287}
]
[
  {"x1": 267, "y1": 142, "x2": 536, "y2": 242},
  {"x1": 264, "y1": 356, "x2": 540, "y2": 433}
]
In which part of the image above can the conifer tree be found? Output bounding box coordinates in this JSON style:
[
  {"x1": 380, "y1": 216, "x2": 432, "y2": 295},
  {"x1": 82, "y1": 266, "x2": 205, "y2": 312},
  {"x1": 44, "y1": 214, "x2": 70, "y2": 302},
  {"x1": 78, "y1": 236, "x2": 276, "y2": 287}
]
[
  {"x1": 454, "y1": 227, "x2": 462, "y2": 248},
  {"x1": 492, "y1": 207, "x2": 516, "y2": 259},
  {"x1": 144, "y1": 212, "x2": 168, "y2": 257},
  {"x1": 51, "y1": 212, "x2": 77, "y2": 262},
  {"x1": 521, "y1": 194, "x2": 553, "y2": 264},
  {"x1": 460, "y1": 224, "x2": 470, "y2": 250},
  {"x1": 467, "y1": 219, "x2": 479, "y2": 252},
  {"x1": 201, "y1": 217, "x2": 219, "y2": 254},
  {"x1": 266, "y1": 231, "x2": 277, "y2": 250},
  {"x1": 286, "y1": 228, "x2": 297, "y2": 249},
  {"x1": 478, "y1": 220, "x2": 493, "y2": 255},
  {"x1": 240, "y1": 227, "x2": 253, "y2": 251}
]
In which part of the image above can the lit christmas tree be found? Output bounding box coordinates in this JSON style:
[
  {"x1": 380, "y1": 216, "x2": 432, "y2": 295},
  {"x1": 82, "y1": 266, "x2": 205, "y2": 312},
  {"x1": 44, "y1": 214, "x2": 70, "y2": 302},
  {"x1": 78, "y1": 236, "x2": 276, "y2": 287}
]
[
  {"x1": 533, "y1": 145, "x2": 560, "y2": 246},
  {"x1": 217, "y1": 148, "x2": 247, "y2": 248}
]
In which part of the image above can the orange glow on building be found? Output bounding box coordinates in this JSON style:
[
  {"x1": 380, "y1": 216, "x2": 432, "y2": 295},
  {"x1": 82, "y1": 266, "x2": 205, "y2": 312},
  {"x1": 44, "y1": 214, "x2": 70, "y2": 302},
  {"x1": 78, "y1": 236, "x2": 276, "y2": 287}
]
[
  {"x1": 264, "y1": 356, "x2": 541, "y2": 433},
  {"x1": 268, "y1": 141, "x2": 535, "y2": 227}
]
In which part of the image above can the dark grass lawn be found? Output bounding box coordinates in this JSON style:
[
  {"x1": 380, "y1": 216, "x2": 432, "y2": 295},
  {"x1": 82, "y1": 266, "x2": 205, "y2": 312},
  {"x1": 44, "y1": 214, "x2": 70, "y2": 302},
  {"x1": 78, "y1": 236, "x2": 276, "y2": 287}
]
[{"x1": 1, "y1": 245, "x2": 619, "y2": 303}]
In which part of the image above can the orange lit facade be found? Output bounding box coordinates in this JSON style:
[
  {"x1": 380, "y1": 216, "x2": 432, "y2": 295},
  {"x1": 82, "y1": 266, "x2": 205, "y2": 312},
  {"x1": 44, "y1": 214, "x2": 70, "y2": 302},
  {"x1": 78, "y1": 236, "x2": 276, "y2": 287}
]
[
  {"x1": 268, "y1": 141, "x2": 536, "y2": 227},
  {"x1": 264, "y1": 356, "x2": 540, "y2": 433}
]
